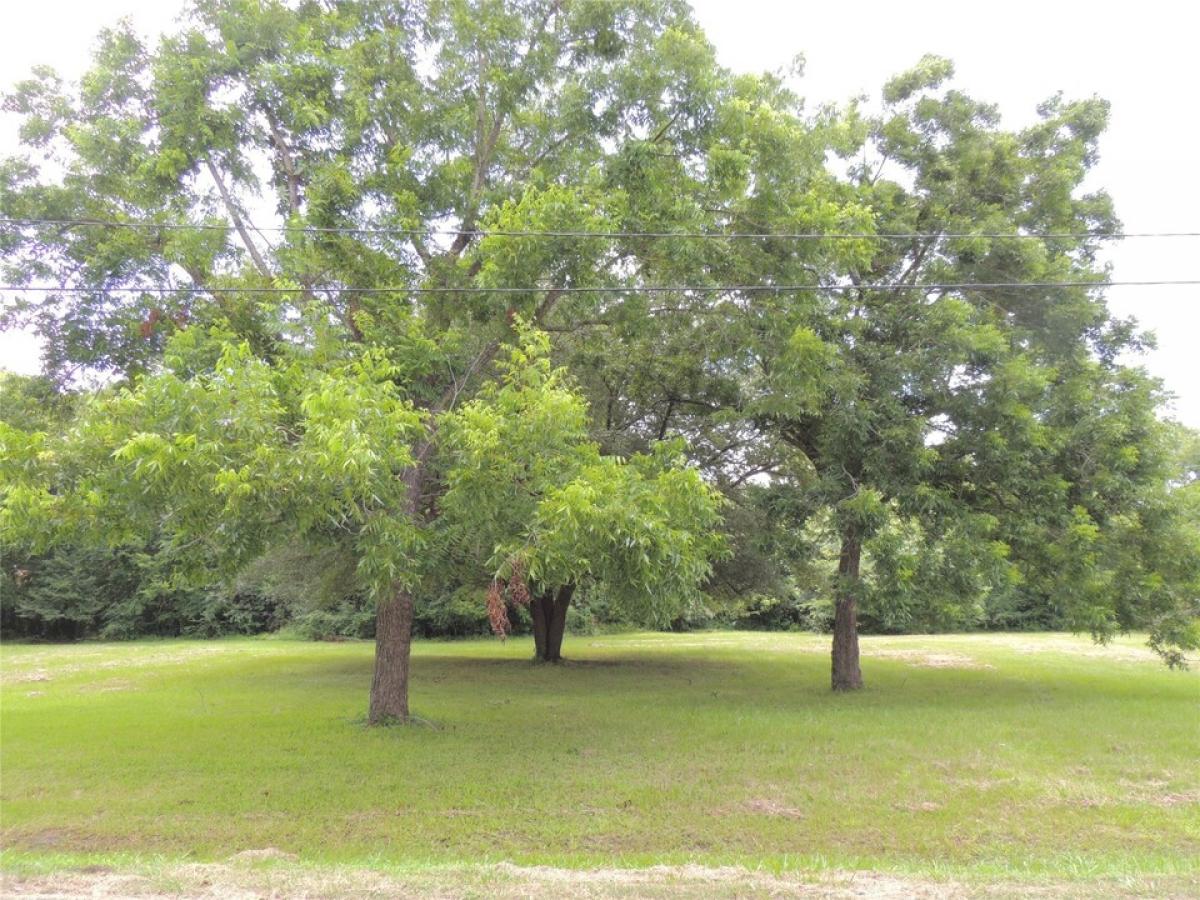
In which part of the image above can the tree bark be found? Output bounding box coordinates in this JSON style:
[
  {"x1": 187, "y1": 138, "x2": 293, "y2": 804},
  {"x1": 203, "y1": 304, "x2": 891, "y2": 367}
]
[
  {"x1": 531, "y1": 590, "x2": 549, "y2": 660},
  {"x1": 532, "y1": 583, "x2": 574, "y2": 662},
  {"x1": 368, "y1": 586, "x2": 414, "y2": 723},
  {"x1": 204, "y1": 158, "x2": 272, "y2": 280},
  {"x1": 543, "y1": 583, "x2": 574, "y2": 662},
  {"x1": 367, "y1": 464, "x2": 425, "y2": 724},
  {"x1": 831, "y1": 526, "x2": 864, "y2": 691}
]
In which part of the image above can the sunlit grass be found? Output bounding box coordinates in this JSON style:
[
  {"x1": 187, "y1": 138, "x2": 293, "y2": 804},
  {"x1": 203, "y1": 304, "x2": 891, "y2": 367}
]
[{"x1": 2, "y1": 631, "x2": 1197, "y2": 886}]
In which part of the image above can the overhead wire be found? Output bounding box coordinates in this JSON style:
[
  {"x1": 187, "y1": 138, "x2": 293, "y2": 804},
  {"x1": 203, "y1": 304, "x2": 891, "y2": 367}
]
[
  {"x1": 2, "y1": 217, "x2": 1199, "y2": 242},
  {"x1": 1, "y1": 281, "x2": 1198, "y2": 295},
  {"x1": 4, "y1": 217, "x2": 1196, "y2": 297}
]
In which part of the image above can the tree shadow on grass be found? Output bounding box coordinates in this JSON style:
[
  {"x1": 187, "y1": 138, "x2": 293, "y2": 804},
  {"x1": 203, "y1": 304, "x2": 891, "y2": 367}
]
[
  {"x1": 249, "y1": 644, "x2": 1189, "y2": 720},
  {"x1": 414, "y1": 654, "x2": 1121, "y2": 723}
]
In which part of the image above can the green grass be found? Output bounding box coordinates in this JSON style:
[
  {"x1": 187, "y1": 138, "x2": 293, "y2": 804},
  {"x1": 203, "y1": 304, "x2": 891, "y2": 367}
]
[{"x1": 1, "y1": 631, "x2": 1198, "y2": 888}]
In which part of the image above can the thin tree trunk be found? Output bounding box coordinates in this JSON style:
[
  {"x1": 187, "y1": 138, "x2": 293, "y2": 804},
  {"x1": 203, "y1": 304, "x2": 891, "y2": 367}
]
[
  {"x1": 367, "y1": 465, "x2": 424, "y2": 724},
  {"x1": 543, "y1": 583, "x2": 575, "y2": 662},
  {"x1": 831, "y1": 527, "x2": 864, "y2": 691}
]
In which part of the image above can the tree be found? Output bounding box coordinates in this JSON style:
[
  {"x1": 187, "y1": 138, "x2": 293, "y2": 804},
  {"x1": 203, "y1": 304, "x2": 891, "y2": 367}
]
[
  {"x1": 563, "y1": 55, "x2": 1198, "y2": 686},
  {"x1": 1, "y1": 0, "x2": 730, "y2": 720},
  {"x1": 965, "y1": 366, "x2": 1200, "y2": 666},
  {"x1": 438, "y1": 329, "x2": 725, "y2": 660},
  {"x1": 0, "y1": 372, "x2": 293, "y2": 641}
]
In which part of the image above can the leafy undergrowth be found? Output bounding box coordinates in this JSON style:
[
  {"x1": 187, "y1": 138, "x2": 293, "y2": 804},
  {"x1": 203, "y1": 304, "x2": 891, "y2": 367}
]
[{"x1": 1, "y1": 632, "x2": 1197, "y2": 893}]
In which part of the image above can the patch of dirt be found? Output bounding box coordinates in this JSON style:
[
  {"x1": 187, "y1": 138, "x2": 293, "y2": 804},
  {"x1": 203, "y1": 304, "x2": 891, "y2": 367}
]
[
  {"x1": 1123, "y1": 783, "x2": 1200, "y2": 809},
  {"x1": 997, "y1": 637, "x2": 1179, "y2": 664},
  {"x1": 1155, "y1": 791, "x2": 1200, "y2": 808},
  {"x1": 742, "y1": 798, "x2": 806, "y2": 819},
  {"x1": 894, "y1": 801, "x2": 943, "y2": 813},
  {"x1": 3, "y1": 646, "x2": 234, "y2": 683},
  {"x1": 18, "y1": 828, "x2": 77, "y2": 850},
  {"x1": 8, "y1": 670, "x2": 51, "y2": 683},
  {"x1": 1052, "y1": 776, "x2": 1200, "y2": 810},
  {"x1": 77, "y1": 679, "x2": 136, "y2": 694},
  {"x1": 956, "y1": 777, "x2": 1017, "y2": 793},
  {"x1": 228, "y1": 848, "x2": 299, "y2": 863},
  {"x1": 5, "y1": 828, "x2": 139, "y2": 854},
  {"x1": 2, "y1": 871, "x2": 161, "y2": 898},
  {"x1": 867, "y1": 649, "x2": 993, "y2": 669},
  {"x1": 73, "y1": 865, "x2": 114, "y2": 875},
  {"x1": 2, "y1": 862, "x2": 1196, "y2": 899}
]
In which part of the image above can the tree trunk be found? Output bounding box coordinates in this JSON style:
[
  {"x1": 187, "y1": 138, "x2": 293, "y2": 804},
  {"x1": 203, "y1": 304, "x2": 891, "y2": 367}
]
[
  {"x1": 530, "y1": 590, "x2": 549, "y2": 660},
  {"x1": 543, "y1": 583, "x2": 575, "y2": 662},
  {"x1": 368, "y1": 586, "x2": 414, "y2": 723},
  {"x1": 831, "y1": 526, "x2": 864, "y2": 691},
  {"x1": 367, "y1": 464, "x2": 424, "y2": 724}
]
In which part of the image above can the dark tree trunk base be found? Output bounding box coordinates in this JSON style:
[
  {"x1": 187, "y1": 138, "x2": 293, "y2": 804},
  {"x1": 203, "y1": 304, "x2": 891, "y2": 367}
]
[
  {"x1": 531, "y1": 591, "x2": 548, "y2": 660},
  {"x1": 533, "y1": 583, "x2": 574, "y2": 662}
]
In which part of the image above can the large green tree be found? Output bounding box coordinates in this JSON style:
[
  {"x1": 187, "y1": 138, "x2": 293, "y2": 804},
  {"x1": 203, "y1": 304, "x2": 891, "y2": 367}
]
[
  {"x1": 0, "y1": 0, "x2": 730, "y2": 721},
  {"x1": 565, "y1": 56, "x2": 1199, "y2": 685}
]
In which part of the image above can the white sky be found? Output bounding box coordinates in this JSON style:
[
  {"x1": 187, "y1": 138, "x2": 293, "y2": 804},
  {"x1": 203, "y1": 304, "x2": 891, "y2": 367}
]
[{"x1": 1, "y1": 0, "x2": 1197, "y2": 428}]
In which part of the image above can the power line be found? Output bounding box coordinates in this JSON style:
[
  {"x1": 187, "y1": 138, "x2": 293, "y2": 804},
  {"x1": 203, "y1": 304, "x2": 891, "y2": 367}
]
[
  {"x1": 2, "y1": 280, "x2": 1198, "y2": 295},
  {"x1": 2, "y1": 217, "x2": 1198, "y2": 242}
]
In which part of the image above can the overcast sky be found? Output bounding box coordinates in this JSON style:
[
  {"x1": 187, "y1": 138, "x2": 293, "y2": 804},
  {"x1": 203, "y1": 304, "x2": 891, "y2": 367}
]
[{"x1": 2, "y1": 0, "x2": 1197, "y2": 427}]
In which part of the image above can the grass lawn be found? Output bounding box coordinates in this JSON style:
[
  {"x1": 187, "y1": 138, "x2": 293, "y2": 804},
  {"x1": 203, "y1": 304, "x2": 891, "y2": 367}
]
[{"x1": 1, "y1": 631, "x2": 1198, "y2": 896}]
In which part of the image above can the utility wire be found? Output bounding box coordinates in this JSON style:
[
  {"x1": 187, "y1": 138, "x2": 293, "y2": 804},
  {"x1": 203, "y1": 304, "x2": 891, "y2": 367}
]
[
  {"x1": 2, "y1": 217, "x2": 1198, "y2": 242},
  {"x1": 2, "y1": 281, "x2": 1198, "y2": 295}
]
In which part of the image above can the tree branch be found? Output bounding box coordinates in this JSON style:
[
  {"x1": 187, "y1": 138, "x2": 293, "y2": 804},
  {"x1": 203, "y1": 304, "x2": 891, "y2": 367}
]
[
  {"x1": 265, "y1": 112, "x2": 302, "y2": 216},
  {"x1": 447, "y1": 2, "x2": 561, "y2": 263},
  {"x1": 726, "y1": 464, "x2": 779, "y2": 489},
  {"x1": 204, "y1": 158, "x2": 272, "y2": 279},
  {"x1": 656, "y1": 399, "x2": 676, "y2": 441},
  {"x1": 410, "y1": 235, "x2": 433, "y2": 266}
]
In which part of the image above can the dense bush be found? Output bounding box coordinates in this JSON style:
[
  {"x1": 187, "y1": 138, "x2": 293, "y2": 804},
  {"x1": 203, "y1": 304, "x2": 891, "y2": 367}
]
[
  {"x1": 0, "y1": 543, "x2": 278, "y2": 640},
  {"x1": 730, "y1": 593, "x2": 831, "y2": 632},
  {"x1": 290, "y1": 603, "x2": 376, "y2": 641},
  {"x1": 412, "y1": 585, "x2": 494, "y2": 638}
]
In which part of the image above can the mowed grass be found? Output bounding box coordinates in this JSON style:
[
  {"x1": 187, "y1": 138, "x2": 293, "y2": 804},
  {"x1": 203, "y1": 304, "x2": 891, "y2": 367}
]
[{"x1": 1, "y1": 631, "x2": 1198, "y2": 884}]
